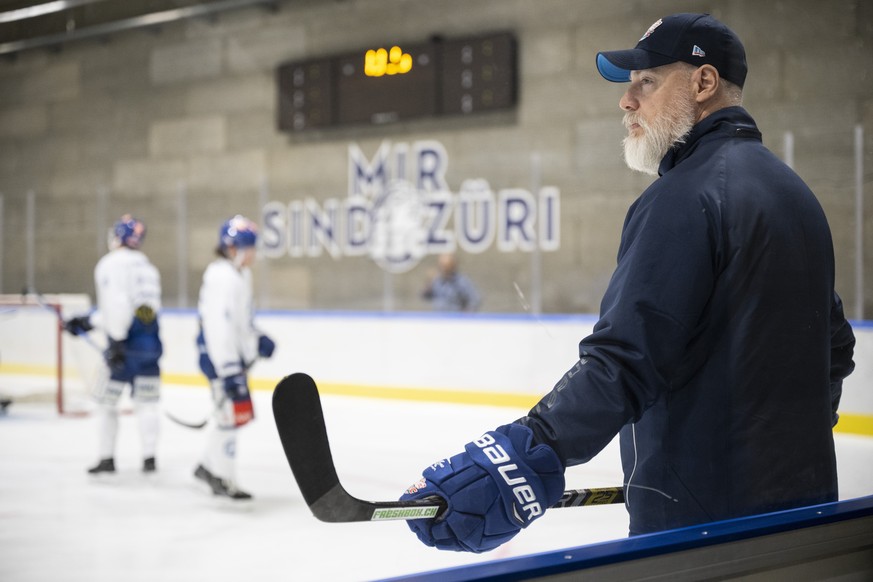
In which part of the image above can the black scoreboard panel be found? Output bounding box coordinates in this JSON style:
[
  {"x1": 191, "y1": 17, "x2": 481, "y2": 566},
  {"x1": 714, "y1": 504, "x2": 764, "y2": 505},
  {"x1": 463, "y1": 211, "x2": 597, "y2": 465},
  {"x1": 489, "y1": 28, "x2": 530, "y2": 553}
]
[
  {"x1": 441, "y1": 32, "x2": 517, "y2": 116},
  {"x1": 277, "y1": 58, "x2": 334, "y2": 132},
  {"x1": 276, "y1": 31, "x2": 517, "y2": 133}
]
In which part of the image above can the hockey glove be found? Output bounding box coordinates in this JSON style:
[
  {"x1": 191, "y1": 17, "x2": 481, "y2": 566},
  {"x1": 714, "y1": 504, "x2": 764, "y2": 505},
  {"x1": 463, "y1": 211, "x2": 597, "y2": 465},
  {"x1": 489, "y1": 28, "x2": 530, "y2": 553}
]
[
  {"x1": 217, "y1": 373, "x2": 254, "y2": 427},
  {"x1": 258, "y1": 334, "x2": 275, "y2": 358},
  {"x1": 220, "y1": 373, "x2": 249, "y2": 399},
  {"x1": 104, "y1": 339, "x2": 126, "y2": 372},
  {"x1": 400, "y1": 423, "x2": 564, "y2": 553},
  {"x1": 63, "y1": 315, "x2": 94, "y2": 336}
]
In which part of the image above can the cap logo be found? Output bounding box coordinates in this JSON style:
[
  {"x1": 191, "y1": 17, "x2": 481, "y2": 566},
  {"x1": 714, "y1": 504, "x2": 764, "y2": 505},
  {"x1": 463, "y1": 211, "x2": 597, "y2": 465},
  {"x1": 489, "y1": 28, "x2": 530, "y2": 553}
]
[
  {"x1": 639, "y1": 18, "x2": 663, "y2": 41},
  {"x1": 692, "y1": 45, "x2": 706, "y2": 57}
]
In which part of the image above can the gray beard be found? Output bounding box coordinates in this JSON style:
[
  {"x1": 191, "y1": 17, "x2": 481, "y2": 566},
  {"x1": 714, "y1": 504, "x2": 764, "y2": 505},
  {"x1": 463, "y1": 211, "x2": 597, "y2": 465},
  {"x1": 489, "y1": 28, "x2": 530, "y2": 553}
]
[{"x1": 622, "y1": 97, "x2": 696, "y2": 176}]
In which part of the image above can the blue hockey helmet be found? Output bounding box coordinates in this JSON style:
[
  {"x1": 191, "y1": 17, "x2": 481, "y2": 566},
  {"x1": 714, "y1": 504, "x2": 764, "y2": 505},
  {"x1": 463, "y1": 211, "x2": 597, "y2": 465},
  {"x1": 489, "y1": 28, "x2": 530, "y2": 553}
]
[
  {"x1": 218, "y1": 215, "x2": 258, "y2": 251},
  {"x1": 112, "y1": 214, "x2": 146, "y2": 249}
]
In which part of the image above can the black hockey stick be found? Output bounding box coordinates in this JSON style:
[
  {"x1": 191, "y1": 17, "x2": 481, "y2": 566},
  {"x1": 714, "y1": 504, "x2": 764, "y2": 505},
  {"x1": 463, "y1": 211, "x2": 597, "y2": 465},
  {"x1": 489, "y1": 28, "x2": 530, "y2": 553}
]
[
  {"x1": 164, "y1": 410, "x2": 209, "y2": 429},
  {"x1": 164, "y1": 392, "x2": 229, "y2": 430},
  {"x1": 272, "y1": 372, "x2": 624, "y2": 523}
]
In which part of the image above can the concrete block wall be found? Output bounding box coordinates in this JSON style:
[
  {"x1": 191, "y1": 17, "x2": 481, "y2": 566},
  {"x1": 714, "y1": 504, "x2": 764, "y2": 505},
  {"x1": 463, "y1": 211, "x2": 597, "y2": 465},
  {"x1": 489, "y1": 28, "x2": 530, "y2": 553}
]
[{"x1": 0, "y1": 0, "x2": 870, "y2": 316}]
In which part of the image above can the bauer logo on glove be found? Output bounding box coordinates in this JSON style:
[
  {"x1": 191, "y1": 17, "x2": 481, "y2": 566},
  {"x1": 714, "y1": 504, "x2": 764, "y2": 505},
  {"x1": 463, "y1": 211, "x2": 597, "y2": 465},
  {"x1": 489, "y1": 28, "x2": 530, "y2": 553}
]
[{"x1": 471, "y1": 432, "x2": 544, "y2": 524}]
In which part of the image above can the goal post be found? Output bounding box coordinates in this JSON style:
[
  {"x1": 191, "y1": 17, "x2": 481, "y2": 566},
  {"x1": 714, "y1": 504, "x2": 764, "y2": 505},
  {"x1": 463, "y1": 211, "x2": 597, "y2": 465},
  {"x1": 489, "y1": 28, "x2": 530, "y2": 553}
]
[{"x1": 0, "y1": 293, "x2": 103, "y2": 415}]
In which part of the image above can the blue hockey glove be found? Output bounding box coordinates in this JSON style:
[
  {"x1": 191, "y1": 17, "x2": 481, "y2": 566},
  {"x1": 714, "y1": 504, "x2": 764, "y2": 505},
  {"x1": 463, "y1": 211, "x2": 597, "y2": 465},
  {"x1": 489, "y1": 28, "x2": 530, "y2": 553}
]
[
  {"x1": 217, "y1": 373, "x2": 247, "y2": 398},
  {"x1": 400, "y1": 423, "x2": 564, "y2": 553},
  {"x1": 218, "y1": 373, "x2": 254, "y2": 427},
  {"x1": 63, "y1": 315, "x2": 93, "y2": 336},
  {"x1": 258, "y1": 334, "x2": 275, "y2": 358}
]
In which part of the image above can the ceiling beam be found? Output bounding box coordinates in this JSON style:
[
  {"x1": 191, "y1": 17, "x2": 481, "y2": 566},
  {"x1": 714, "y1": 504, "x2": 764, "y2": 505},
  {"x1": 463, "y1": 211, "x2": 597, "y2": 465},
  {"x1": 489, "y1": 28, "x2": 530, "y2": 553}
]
[{"x1": 0, "y1": 0, "x2": 279, "y2": 56}]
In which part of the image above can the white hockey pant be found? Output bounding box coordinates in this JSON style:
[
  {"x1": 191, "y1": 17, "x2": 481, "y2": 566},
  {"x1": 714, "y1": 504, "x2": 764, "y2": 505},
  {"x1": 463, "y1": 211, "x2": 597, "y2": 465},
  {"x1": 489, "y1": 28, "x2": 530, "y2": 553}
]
[{"x1": 92, "y1": 374, "x2": 161, "y2": 461}]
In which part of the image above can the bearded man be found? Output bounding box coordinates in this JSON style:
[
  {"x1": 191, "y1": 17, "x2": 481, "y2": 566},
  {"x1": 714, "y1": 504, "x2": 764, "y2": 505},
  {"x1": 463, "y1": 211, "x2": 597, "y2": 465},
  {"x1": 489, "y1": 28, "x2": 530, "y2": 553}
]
[{"x1": 400, "y1": 13, "x2": 856, "y2": 551}]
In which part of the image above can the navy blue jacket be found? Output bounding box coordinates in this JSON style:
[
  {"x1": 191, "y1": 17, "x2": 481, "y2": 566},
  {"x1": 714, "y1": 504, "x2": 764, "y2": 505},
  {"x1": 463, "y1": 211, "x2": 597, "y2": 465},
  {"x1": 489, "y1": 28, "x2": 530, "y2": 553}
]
[{"x1": 520, "y1": 107, "x2": 856, "y2": 535}]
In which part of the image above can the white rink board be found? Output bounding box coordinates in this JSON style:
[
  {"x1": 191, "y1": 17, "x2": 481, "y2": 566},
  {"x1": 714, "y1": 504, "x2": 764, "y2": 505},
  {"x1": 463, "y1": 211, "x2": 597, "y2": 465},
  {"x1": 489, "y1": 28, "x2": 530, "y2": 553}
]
[
  {"x1": 3, "y1": 306, "x2": 872, "y2": 416},
  {"x1": 156, "y1": 310, "x2": 873, "y2": 416},
  {"x1": 159, "y1": 310, "x2": 595, "y2": 393}
]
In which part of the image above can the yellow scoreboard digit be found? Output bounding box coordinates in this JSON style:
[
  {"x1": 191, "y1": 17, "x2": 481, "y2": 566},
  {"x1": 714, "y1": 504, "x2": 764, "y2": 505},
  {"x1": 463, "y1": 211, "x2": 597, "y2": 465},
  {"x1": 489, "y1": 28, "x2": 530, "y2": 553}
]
[{"x1": 365, "y1": 46, "x2": 414, "y2": 77}]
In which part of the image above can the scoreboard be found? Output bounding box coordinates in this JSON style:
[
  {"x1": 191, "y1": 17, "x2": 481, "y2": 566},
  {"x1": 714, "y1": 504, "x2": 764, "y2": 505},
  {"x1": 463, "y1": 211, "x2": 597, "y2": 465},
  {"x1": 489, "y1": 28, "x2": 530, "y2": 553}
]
[{"x1": 277, "y1": 31, "x2": 517, "y2": 133}]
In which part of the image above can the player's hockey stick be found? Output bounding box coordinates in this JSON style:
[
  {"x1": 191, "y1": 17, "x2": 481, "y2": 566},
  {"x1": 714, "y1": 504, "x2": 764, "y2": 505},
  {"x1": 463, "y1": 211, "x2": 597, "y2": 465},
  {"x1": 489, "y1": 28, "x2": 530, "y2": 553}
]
[
  {"x1": 164, "y1": 410, "x2": 208, "y2": 429},
  {"x1": 165, "y1": 375, "x2": 253, "y2": 431},
  {"x1": 164, "y1": 392, "x2": 229, "y2": 430},
  {"x1": 272, "y1": 372, "x2": 624, "y2": 523}
]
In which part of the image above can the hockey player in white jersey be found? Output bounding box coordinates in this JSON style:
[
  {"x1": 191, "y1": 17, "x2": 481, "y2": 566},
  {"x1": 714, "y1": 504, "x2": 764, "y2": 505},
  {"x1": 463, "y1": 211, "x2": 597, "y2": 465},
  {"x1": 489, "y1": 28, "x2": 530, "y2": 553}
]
[
  {"x1": 63, "y1": 214, "x2": 163, "y2": 474},
  {"x1": 193, "y1": 215, "x2": 275, "y2": 500}
]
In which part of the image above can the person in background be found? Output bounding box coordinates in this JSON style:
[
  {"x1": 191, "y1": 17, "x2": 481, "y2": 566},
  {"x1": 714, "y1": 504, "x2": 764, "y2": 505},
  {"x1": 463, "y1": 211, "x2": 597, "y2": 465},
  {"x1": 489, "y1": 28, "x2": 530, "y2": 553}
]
[
  {"x1": 400, "y1": 13, "x2": 855, "y2": 552},
  {"x1": 63, "y1": 214, "x2": 163, "y2": 475},
  {"x1": 193, "y1": 215, "x2": 275, "y2": 500},
  {"x1": 421, "y1": 253, "x2": 481, "y2": 312}
]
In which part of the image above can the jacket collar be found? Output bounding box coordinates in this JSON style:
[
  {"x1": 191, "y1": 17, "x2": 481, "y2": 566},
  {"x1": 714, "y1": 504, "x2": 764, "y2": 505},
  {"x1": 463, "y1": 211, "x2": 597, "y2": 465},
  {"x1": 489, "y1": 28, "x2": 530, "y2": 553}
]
[{"x1": 658, "y1": 106, "x2": 762, "y2": 176}]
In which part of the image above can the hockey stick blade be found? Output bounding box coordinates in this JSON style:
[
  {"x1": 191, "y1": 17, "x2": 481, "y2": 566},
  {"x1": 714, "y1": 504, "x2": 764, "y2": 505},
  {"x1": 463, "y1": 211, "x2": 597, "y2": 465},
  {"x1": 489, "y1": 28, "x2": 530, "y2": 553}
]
[
  {"x1": 165, "y1": 394, "x2": 228, "y2": 430},
  {"x1": 272, "y1": 372, "x2": 624, "y2": 523},
  {"x1": 164, "y1": 410, "x2": 208, "y2": 429},
  {"x1": 272, "y1": 372, "x2": 446, "y2": 522}
]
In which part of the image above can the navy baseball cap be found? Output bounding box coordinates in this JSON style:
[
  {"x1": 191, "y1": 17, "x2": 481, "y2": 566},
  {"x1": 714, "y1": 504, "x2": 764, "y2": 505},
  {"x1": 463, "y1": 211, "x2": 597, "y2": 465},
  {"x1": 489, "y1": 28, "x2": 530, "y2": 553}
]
[{"x1": 596, "y1": 13, "x2": 748, "y2": 88}]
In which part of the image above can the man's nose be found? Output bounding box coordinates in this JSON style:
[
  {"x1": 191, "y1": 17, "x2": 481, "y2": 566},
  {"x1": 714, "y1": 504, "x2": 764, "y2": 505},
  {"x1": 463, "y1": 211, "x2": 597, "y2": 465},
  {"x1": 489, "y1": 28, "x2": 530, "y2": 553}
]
[{"x1": 620, "y1": 90, "x2": 637, "y2": 111}]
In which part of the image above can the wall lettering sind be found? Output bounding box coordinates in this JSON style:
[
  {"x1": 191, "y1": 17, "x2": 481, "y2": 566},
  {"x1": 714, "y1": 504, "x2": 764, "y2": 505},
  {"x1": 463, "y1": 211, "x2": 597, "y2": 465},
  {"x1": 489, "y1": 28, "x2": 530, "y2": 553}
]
[{"x1": 262, "y1": 140, "x2": 560, "y2": 273}]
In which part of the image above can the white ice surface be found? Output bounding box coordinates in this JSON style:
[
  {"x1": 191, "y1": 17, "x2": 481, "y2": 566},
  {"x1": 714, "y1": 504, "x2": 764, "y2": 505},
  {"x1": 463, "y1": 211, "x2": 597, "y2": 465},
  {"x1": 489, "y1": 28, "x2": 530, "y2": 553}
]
[{"x1": 0, "y1": 385, "x2": 870, "y2": 582}]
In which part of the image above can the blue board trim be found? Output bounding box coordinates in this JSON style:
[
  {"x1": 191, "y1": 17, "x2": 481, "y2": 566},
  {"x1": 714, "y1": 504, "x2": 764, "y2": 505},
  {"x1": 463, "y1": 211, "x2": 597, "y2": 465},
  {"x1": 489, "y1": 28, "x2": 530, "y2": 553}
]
[
  {"x1": 158, "y1": 307, "x2": 601, "y2": 325},
  {"x1": 158, "y1": 307, "x2": 870, "y2": 328},
  {"x1": 381, "y1": 495, "x2": 873, "y2": 581}
]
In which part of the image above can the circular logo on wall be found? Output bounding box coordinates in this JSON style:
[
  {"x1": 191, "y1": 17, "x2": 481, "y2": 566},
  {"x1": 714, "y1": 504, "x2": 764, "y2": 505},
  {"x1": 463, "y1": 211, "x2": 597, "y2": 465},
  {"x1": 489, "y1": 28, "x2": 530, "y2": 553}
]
[{"x1": 368, "y1": 180, "x2": 428, "y2": 273}]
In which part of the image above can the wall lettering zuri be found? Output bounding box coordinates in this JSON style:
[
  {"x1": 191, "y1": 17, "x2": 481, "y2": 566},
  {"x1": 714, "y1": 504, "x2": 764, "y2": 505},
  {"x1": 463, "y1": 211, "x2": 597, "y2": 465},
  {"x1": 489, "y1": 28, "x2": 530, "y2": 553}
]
[{"x1": 261, "y1": 140, "x2": 561, "y2": 273}]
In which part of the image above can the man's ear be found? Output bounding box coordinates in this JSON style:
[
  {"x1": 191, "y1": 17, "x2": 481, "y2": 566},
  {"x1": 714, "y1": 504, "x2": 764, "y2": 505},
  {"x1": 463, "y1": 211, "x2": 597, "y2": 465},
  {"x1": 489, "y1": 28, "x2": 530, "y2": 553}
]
[{"x1": 693, "y1": 64, "x2": 720, "y2": 103}]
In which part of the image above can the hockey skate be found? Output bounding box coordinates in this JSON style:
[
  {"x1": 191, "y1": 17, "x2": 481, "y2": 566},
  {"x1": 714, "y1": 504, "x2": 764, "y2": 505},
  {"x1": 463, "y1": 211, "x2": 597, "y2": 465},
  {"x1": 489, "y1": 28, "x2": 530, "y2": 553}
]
[
  {"x1": 87, "y1": 458, "x2": 116, "y2": 474},
  {"x1": 194, "y1": 464, "x2": 252, "y2": 500}
]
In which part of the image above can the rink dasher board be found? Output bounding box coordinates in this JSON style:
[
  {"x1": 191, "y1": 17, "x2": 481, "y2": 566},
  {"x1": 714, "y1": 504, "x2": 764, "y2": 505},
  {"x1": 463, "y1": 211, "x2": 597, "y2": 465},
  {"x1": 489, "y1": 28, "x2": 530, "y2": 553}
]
[{"x1": 384, "y1": 494, "x2": 873, "y2": 582}]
